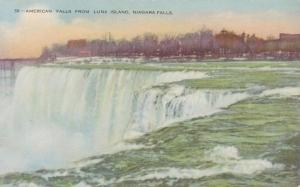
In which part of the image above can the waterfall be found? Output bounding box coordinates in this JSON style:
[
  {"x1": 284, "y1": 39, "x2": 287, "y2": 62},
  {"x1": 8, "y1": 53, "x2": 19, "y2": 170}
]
[
  {"x1": 12, "y1": 67, "x2": 249, "y2": 145},
  {"x1": 129, "y1": 86, "x2": 248, "y2": 137},
  {"x1": 1, "y1": 66, "x2": 248, "y2": 173}
]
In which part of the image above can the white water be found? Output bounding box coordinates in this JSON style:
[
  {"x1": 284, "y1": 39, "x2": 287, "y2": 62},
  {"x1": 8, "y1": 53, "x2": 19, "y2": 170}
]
[
  {"x1": 80, "y1": 145, "x2": 282, "y2": 186},
  {"x1": 0, "y1": 66, "x2": 249, "y2": 173},
  {"x1": 124, "y1": 146, "x2": 282, "y2": 182},
  {"x1": 260, "y1": 87, "x2": 300, "y2": 97},
  {"x1": 129, "y1": 86, "x2": 248, "y2": 138},
  {"x1": 1, "y1": 145, "x2": 282, "y2": 187}
]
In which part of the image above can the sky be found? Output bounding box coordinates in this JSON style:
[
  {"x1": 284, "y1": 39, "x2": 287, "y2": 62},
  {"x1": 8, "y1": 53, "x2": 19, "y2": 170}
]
[{"x1": 0, "y1": 0, "x2": 300, "y2": 58}]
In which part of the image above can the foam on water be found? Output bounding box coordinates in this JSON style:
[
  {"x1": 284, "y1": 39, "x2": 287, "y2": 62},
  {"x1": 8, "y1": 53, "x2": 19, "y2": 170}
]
[
  {"x1": 124, "y1": 146, "x2": 282, "y2": 182},
  {"x1": 204, "y1": 145, "x2": 240, "y2": 162},
  {"x1": 73, "y1": 182, "x2": 92, "y2": 187},
  {"x1": 156, "y1": 71, "x2": 208, "y2": 84},
  {"x1": 261, "y1": 87, "x2": 300, "y2": 97},
  {"x1": 76, "y1": 146, "x2": 283, "y2": 186}
]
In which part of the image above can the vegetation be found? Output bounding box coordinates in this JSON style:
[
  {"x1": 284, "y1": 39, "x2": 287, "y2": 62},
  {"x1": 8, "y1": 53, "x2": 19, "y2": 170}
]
[{"x1": 41, "y1": 28, "x2": 300, "y2": 61}]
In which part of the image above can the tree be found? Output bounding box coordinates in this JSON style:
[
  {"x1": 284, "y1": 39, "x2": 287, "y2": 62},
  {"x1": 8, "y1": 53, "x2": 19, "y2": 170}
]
[
  {"x1": 132, "y1": 36, "x2": 143, "y2": 56},
  {"x1": 179, "y1": 32, "x2": 200, "y2": 56},
  {"x1": 142, "y1": 33, "x2": 159, "y2": 57},
  {"x1": 159, "y1": 35, "x2": 180, "y2": 57},
  {"x1": 117, "y1": 39, "x2": 133, "y2": 56},
  {"x1": 199, "y1": 28, "x2": 214, "y2": 54},
  {"x1": 246, "y1": 34, "x2": 265, "y2": 56},
  {"x1": 215, "y1": 29, "x2": 247, "y2": 56}
]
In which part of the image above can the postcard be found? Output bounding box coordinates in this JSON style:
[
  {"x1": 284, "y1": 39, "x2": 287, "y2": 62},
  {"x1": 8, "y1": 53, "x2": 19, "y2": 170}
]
[{"x1": 0, "y1": 0, "x2": 299, "y2": 186}]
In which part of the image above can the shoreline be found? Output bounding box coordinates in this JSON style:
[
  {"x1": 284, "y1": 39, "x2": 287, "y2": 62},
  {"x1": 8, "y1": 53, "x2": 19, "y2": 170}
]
[{"x1": 45, "y1": 56, "x2": 300, "y2": 64}]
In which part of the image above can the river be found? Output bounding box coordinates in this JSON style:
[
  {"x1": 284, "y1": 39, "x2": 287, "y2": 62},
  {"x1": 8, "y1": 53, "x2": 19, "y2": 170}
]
[{"x1": 0, "y1": 60, "x2": 299, "y2": 186}]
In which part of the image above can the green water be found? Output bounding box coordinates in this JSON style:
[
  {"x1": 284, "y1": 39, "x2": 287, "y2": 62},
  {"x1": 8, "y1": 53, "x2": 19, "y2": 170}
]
[{"x1": 1, "y1": 61, "x2": 300, "y2": 187}]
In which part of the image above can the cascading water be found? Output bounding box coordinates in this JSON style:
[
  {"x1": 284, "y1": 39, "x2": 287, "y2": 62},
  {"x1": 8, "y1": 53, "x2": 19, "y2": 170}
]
[
  {"x1": 1, "y1": 66, "x2": 249, "y2": 173},
  {"x1": 129, "y1": 86, "x2": 248, "y2": 137}
]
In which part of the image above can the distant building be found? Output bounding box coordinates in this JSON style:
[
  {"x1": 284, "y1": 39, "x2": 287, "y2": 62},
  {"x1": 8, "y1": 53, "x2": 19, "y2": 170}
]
[
  {"x1": 279, "y1": 33, "x2": 300, "y2": 41},
  {"x1": 67, "y1": 39, "x2": 91, "y2": 57},
  {"x1": 67, "y1": 39, "x2": 87, "y2": 48}
]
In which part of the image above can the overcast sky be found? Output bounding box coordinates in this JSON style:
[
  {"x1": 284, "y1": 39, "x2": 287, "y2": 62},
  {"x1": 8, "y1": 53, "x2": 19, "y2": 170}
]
[{"x1": 0, "y1": 0, "x2": 300, "y2": 58}]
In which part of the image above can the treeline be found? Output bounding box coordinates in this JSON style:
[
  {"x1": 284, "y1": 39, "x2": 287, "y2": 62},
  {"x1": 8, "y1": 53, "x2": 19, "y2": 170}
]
[{"x1": 42, "y1": 28, "x2": 300, "y2": 60}]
